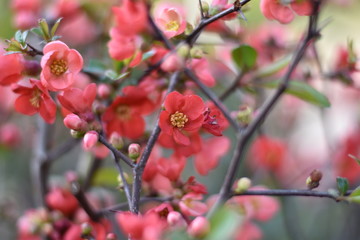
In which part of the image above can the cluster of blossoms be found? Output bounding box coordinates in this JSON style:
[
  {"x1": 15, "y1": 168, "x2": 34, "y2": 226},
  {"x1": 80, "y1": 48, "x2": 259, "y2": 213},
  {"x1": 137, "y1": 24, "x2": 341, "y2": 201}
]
[{"x1": 0, "y1": 0, "x2": 359, "y2": 239}]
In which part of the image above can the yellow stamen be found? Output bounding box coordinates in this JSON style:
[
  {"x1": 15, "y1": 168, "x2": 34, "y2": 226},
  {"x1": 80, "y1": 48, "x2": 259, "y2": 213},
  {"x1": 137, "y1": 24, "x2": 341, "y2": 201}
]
[
  {"x1": 30, "y1": 89, "x2": 41, "y2": 108},
  {"x1": 166, "y1": 21, "x2": 180, "y2": 32},
  {"x1": 50, "y1": 59, "x2": 68, "y2": 76},
  {"x1": 170, "y1": 111, "x2": 188, "y2": 128},
  {"x1": 116, "y1": 105, "x2": 131, "y2": 120}
]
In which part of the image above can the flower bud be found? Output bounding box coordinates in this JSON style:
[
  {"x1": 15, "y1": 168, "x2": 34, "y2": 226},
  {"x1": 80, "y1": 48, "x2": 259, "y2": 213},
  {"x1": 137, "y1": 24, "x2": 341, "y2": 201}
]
[
  {"x1": 0, "y1": 123, "x2": 21, "y2": 148},
  {"x1": 65, "y1": 171, "x2": 78, "y2": 183},
  {"x1": 128, "y1": 143, "x2": 141, "y2": 160},
  {"x1": 177, "y1": 45, "x2": 190, "y2": 58},
  {"x1": 187, "y1": 216, "x2": 210, "y2": 238},
  {"x1": 234, "y1": 177, "x2": 252, "y2": 193},
  {"x1": 306, "y1": 169, "x2": 323, "y2": 190},
  {"x1": 190, "y1": 47, "x2": 204, "y2": 59},
  {"x1": 201, "y1": 1, "x2": 209, "y2": 14},
  {"x1": 236, "y1": 106, "x2": 252, "y2": 126},
  {"x1": 64, "y1": 114, "x2": 86, "y2": 131},
  {"x1": 117, "y1": 172, "x2": 132, "y2": 190},
  {"x1": 109, "y1": 132, "x2": 124, "y2": 150},
  {"x1": 83, "y1": 131, "x2": 99, "y2": 150},
  {"x1": 70, "y1": 129, "x2": 85, "y2": 138},
  {"x1": 81, "y1": 222, "x2": 92, "y2": 235},
  {"x1": 97, "y1": 83, "x2": 111, "y2": 99},
  {"x1": 167, "y1": 211, "x2": 187, "y2": 228}
]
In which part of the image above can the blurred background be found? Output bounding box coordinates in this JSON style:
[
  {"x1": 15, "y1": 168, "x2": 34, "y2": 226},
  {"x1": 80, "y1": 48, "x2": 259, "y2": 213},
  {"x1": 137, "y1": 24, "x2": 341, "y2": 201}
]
[{"x1": 1, "y1": 0, "x2": 360, "y2": 239}]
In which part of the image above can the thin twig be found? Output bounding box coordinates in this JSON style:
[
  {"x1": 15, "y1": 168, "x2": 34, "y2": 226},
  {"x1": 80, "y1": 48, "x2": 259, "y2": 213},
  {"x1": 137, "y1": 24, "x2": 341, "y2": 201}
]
[
  {"x1": 71, "y1": 182, "x2": 101, "y2": 222},
  {"x1": 219, "y1": 71, "x2": 245, "y2": 101},
  {"x1": 98, "y1": 134, "x2": 135, "y2": 168}
]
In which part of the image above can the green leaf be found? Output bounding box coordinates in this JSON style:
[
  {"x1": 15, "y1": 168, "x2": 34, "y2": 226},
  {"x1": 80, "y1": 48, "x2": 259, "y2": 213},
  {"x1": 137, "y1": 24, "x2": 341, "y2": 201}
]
[
  {"x1": 38, "y1": 19, "x2": 50, "y2": 41},
  {"x1": 231, "y1": 45, "x2": 257, "y2": 71},
  {"x1": 141, "y1": 50, "x2": 156, "y2": 61},
  {"x1": 347, "y1": 186, "x2": 360, "y2": 203},
  {"x1": 104, "y1": 70, "x2": 129, "y2": 81},
  {"x1": 348, "y1": 154, "x2": 360, "y2": 166},
  {"x1": 254, "y1": 55, "x2": 292, "y2": 78},
  {"x1": 92, "y1": 168, "x2": 118, "y2": 187},
  {"x1": 14, "y1": 30, "x2": 22, "y2": 42},
  {"x1": 257, "y1": 80, "x2": 331, "y2": 108},
  {"x1": 336, "y1": 177, "x2": 349, "y2": 196},
  {"x1": 205, "y1": 207, "x2": 243, "y2": 240},
  {"x1": 51, "y1": 18, "x2": 63, "y2": 37}
]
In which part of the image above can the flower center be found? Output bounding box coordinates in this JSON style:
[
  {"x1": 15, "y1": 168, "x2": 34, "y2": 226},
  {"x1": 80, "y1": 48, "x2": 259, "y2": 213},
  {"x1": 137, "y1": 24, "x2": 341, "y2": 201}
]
[
  {"x1": 50, "y1": 59, "x2": 68, "y2": 76},
  {"x1": 116, "y1": 105, "x2": 131, "y2": 120},
  {"x1": 170, "y1": 111, "x2": 188, "y2": 128},
  {"x1": 30, "y1": 89, "x2": 41, "y2": 108},
  {"x1": 166, "y1": 21, "x2": 180, "y2": 32}
]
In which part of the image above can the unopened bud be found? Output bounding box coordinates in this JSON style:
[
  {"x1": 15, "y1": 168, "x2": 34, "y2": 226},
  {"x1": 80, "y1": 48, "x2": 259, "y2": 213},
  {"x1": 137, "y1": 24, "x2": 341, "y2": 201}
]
[
  {"x1": 98, "y1": 84, "x2": 111, "y2": 99},
  {"x1": 190, "y1": 47, "x2": 204, "y2": 59},
  {"x1": 70, "y1": 129, "x2": 85, "y2": 138},
  {"x1": 106, "y1": 233, "x2": 117, "y2": 240},
  {"x1": 187, "y1": 216, "x2": 210, "y2": 238},
  {"x1": 201, "y1": 1, "x2": 210, "y2": 13},
  {"x1": 306, "y1": 169, "x2": 323, "y2": 190},
  {"x1": 177, "y1": 45, "x2": 190, "y2": 58},
  {"x1": 117, "y1": 172, "x2": 132, "y2": 190},
  {"x1": 109, "y1": 132, "x2": 124, "y2": 150},
  {"x1": 236, "y1": 106, "x2": 252, "y2": 126},
  {"x1": 93, "y1": 101, "x2": 106, "y2": 115},
  {"x1": 128, "y1": 143, "x2": 141, "y2": 160},
  {"x1": 167, "y1": 211, "x2": 187, "y2": 228},
  {"x1": 82, "y1": 131, "x2": 99, "y2": 150},
  {"x1": 81, "y1": 222, "x2": 92, "y2": 235},
  {"x1": 64, "y1": 114, "x2": 86, "y2": 131},
  {"x1": 235, "y1": 177, "x2": 252, "y2": 193}
]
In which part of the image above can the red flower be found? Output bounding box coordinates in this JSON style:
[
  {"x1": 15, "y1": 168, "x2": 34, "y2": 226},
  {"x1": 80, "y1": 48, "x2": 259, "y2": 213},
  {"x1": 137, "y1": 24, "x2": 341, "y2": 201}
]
[
  {"x1": 45, "y1": 187, "x2": 78, "y2": 216},
  {"x1": 249, "y1": 135, "x2": 286, "y2": 172},
  {"x1": 194, "y1": 136, "x2": 230, "y2": 175},
  {"x1": 40, "y1": 41, "x2": 83, "y2": 91},
  {"x1": 159, "y1": 91, "x2": 205, "y2": 146},
  {"x1": 202, "y1": 102, "x2": 229, "y2": 136},
  {"x1": 57, "y1": 83, "x2": 97, "y2": 121},
  {"x1": 102, "y1": 86, "x2": 156, "y2": 139},
  {"x1": 13, "y1": 79, "x2": 57, "y2": 124},
  {"x1": 0, "y1": 49, "x2": 24, "y2": 86}
]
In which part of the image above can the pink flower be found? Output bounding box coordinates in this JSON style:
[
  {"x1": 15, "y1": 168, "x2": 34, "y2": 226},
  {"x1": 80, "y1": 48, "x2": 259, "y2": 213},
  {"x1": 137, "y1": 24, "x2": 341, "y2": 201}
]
[
  {"x1": 189, "y1": 58, "x2": 216, "y2": 87},
  {"x1": 112, "y1": 0, "x2": 147, "y2": 36},
  {"x1": 108, "y1": 27, "x2": 136, "y2": 61},
  {"x1": 157, "y1": 154, "x2": 186, "y2": 181},
  {"x1": 155, "y1": 7, "x2": 186, "y2": 38},
  {"x1": 0, "y1": 123, "x2": 21, "y2": 148},
  {"x1": 179, "y1": 193, "x2": 208, "y2": 216},
  {"x1": 234, "y1": 221, "x2": 262, "y2": 240},
  {"x1": 194, "y1": 136, "x2": 230, "y2": 175},
  {"x1": 260, "y1": 0, "x2": 313, "y2": 24},
  {"x1": 187, "y1": 216, "x2": 210, "y2": 238},
  {"x1": 116, "y1": 212, "x2": 165, "y2": 240},
  {"x1": 40, "y1": 41, "x2": 83, "y2": 91}
]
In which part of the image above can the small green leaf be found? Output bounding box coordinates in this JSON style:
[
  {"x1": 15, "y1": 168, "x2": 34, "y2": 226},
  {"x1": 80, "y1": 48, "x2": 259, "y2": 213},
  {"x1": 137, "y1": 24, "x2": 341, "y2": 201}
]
[
  {"x1": 254, "y1": 55, "x2": 292, "y2": 78},
  {"x1": 231, "y1": 45, "x2": 257, "y2": 71},
  {"x1": 51, "y1": 18, "x2": 63, "y2": 37},
  {"x1": 104, "y1": 70, "x2": 129, "y2": 81},
  {"x1": 38, "y1": 19, "x2": 50, "y2": 41},
  {"x1": 347, "y1": 186, "x2": 360, "y2": 203},
  {"x1": 348, "y1": 154, "x2": 360, "y2": 166},
  {"x1": 336, "y1": 177, "x2": 349, "y2": 196},
  {"x1": 51, "y1": 35, "x2": 62, "y2": 41},
  {"x1": 92, "y1": 168, "x2": 118, "y2": 187},
  {"x1": 206, "y1": 207, "x2": 243, "y2": 240},
  {"x1": 14, "y1": 30, "x2": 22, "y2": 42},
  {"x1": 141, "y1": 50, "x2": 156, "y2": 61},
  {"x1": 257, "y1": 80, "x2": 331, "y2": 108}
]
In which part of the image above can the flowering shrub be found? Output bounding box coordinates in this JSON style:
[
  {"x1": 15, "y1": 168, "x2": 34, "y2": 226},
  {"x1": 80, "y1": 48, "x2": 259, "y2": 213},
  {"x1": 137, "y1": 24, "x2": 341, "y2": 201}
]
[{"x1": 0, "y1": 0, "x2": 360, "y2": 239}]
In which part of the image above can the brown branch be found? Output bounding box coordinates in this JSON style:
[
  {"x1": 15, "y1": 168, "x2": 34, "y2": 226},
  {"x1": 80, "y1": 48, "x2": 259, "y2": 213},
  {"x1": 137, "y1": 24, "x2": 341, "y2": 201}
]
[{"x1": 208, "y1": 0, "x2": 323, "y2": 217}]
